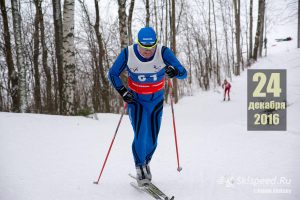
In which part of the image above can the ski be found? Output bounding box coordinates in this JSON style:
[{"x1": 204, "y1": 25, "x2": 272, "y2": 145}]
[
  {"x1": 148, "y1": 182, "x2": 174, "y2": 200},
  {"x1": 130, "y1": 181, "x2": 162, "y2": 200},
  {"x1": 129, "y1": 173, "x2": 175, "y2": 200}
]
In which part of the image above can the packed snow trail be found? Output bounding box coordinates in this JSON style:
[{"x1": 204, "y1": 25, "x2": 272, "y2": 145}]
[{"x1": 1, "y1": 42, "x2": 299, "y2": 200}]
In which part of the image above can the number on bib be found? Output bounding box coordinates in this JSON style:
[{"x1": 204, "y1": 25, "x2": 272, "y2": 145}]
[{"x1": 138, "y1": 74, "x2": 158, "y2": 82}]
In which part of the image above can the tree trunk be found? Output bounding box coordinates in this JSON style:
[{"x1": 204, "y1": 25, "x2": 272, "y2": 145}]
[
  {"x1": 229, "y1": 3, "x2": 235, "y2": 77},
  {"x1": 219, "y1": 0, "x2": 231, "y2": 79},
  {"x1": 117, "y1": 0, "x2": 128, "y2": 106},
  {"x1": 33, "y1": 0, "x2": 42, "y2": 113},
  {"x1": 164, "y1": 0, "x2": 169, "y2": 46},
  {"x1": 258, "y1": 1, "x2": 265, "y2": 57},
  {"x1": 154, "y1": 0, "x2": 158, "y2": 33},
  {"x1": 145, "y1": 0, "x2": 150, "y2": 26},
  {"x1": 118, "y1": 0, "x2": 128, "y2": 49},
  {"x1": 170, "y1": 0, "x2": 178, "y2": 103},
  {"x1": 11, "y1": 0, "x2": 27, "y2": 112},
  {"x1": 39, "y1": 1, "x2": 53, "y2": 113},
  {"x1": 164, "y1": 0, "x2": 169, "y2": 103},
  {"x1": 253, "y1": 0, "x2": 264, "y2": 60},
  {"x1": 165, "y1": 0, "x2": 168, "y2": 46},
  {"x1": 233, "y1": 0, "x2": 241, "y2": 75},
  {"x1": 50, "y1": 42, "x2": 59, "y2": 113},
  {"x1": 245, "y1": 0, "x2": 249, "y2": 63},
  {"x1": 94, "y1": 0, "x2": 110, "y2": 113},
  {"x1": 298, "y1": 0, "x2": 300, "y2": 48},
  {"x1": 212, "y1": 0, "x2": 220, "y2": 85},
  {"x1": 208, "y1": 0, "x2": 212, "y2": 79},
  {"x1": 249, "y1": 0, "x2": 253, "y2": 58},
  {"x1": 128, "y1": 0, "x2": 135, "y2": 44},
  {"x1": 185, "y1": 23, "x2": 192, "y2": 86},
  {"x1": 0, "y1": 0, "x2": 19, "y2": 112},
  {"x1": 63, "y1": 0, "x2": 76, "y2": 115},
  {"x1": 52, "y1": 0, "x2": 64, "y2": 114},
  {"x1": 0, "y1": 82, "x2": 3, "y2": 111}
]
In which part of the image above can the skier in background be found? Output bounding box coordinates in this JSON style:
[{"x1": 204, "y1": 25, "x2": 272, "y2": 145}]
[
  {"x1": 108, "y1": 27, "x2": 187, "y2": 186},
  {"x1": 222, "y1": 79, "x2": 231, "y2": 101}
]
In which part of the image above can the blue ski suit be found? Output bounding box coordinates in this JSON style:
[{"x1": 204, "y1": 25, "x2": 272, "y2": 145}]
[{"x1": 108, "y1": 44, "x2": 187, "y2": 166}]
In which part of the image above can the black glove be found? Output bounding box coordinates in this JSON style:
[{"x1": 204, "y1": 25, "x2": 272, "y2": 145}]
[
  {"x1": 165, "y1": 66, "x2": 178, "y2": 78},
  {"x1": 118, "y1": 86, "x2": 135, "y2": 103}
]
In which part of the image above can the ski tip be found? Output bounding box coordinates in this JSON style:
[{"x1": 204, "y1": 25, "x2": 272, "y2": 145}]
[{"x1": 170, "y1": 196, "x2": 175, "y2": 200}]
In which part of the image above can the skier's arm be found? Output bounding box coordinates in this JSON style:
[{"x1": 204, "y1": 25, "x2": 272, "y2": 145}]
[
  {"x1": 162, "y1": 46, "x2": 187, "y2": 79},
  {"x1": 108, "y1": 48, "x2": 128, "y2": 95}
]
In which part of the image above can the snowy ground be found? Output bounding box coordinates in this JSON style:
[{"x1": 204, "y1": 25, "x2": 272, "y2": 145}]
[{"x1": 1, "y1": 15, "x2": 300, "y2": 200}]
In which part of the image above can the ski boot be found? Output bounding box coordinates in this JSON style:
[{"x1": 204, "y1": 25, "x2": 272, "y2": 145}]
[{"x1": 136, "y1": 163, "x2": 152, "y2": 186}]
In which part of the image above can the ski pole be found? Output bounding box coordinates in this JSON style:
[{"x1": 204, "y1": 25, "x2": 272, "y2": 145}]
[
  {"x1": 93, "y1": 103, "x2": 127, "y2": 184},
  {"x1": 168, "y1": 79, "x2": 182, "y2": 172}
]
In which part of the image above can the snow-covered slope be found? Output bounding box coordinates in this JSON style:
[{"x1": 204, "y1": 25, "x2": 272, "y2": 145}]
[{"x1": 1, "y1": 10, "x2": 300, "y2": 200}]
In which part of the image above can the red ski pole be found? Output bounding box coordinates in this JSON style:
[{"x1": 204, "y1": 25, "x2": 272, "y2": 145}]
[
  {"x1": 93, "y1": 103, "x2": 127, "y2": 184},
  {"x1": 168, "y1": 79, "x2": 183, "y2": 172}
]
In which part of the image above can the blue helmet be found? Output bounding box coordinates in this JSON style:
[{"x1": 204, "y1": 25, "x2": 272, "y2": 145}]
[{"x1": 137, "y1": 27, "x2": 157, "y2": 48}]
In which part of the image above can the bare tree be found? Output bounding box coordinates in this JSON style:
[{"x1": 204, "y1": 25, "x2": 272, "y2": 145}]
[
  {"x1": 258, "y1": 0, "x2": 265, "y2": 57},
  {"x1": 0, "y1": 0, "x2": 19, "y2": 111},
  {"x1": 94, "y1": 0, "x2": 110, "y2": 112},
  {"x1": 78, "y1": 0, "x2": 111, "y2": 113},
  {"x1": 208, "y1": 0, "x2": 212, "y2": 80},
  {"x1": 11, "y1": 0, "x2": 27, "y2": 112},
  {"x1": 233, "y1": 0, "x2": 241, "y2": 75},
  {"x1": 212, "y1": 0, "x2": 220, "y2": 85},
  {"x1": 39, "y1": 1, "x2": 53, "y2": 113},
  {"x1": 33, "y1": 0, "x2": 42, "y2": 113},
  {"x1": 165, "y1": 0, "x2": 168, "y2": 46},
  {"x1": 154, "y1": 0, "x2": 158, "y2": 33},
  {"x1": 128, "y1": 0, "x2": 135, "y2": 44},
  {"x1": 298, "y1": 0, "x2": 300, "y2": 48},
  {"x1": 170, "y1": 0, "x2": 178, "y2": 103},
  {"x1": 52, "y1": 0, "x2": 64, "y2": 113},
  {"x1": 145, "y1": 0, "x2": 150, "y2": 26},
  {"x1": 63, "y1": 0, "x2": 76, "y2": 115},
  {"x1": 253, "y1": 0, "x2": 265, "y2": 60},
  {"x1": 117, "y1": 0, "x2": 128, "y2": 108},
  {"x1": 249, "y1": 0, "x2": 253, "y2": 58},
  {"x1": 118, "y1": 0, "x2": 128, "y2": 49},
  {"x1": 219, "y1": 0, "x2": 231, "y2": 79}
]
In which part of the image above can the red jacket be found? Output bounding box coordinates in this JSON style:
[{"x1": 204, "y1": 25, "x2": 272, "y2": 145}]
[{"x1": 222, "y1": 82, "x2": 231, "y2": 89}]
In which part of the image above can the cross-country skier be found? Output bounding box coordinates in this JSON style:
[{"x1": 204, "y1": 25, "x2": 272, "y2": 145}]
[
  {"x1": 222, "y1": 79, "x2": 231, "y2": 101},
  {"x1": 108, "y1": 27, "x2": 187, "y2": 186}
]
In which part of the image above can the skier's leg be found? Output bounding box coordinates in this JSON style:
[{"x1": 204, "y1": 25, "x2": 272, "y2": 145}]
[
  {"x1": 130, "y1": 101, "x2": 154, "y2": 185},
  {"x1": 136, "y1": 98, "x2": 163, "y2": 183},
  {"x1": 128, "y1": 102, "x2": 147, "y2": 166},
  {"x1": 145, "y1": 98, "x2": 164, "y2": 164},
  {"x1": 225, "y1": 88, "x2": 229, "y2": 100}
]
